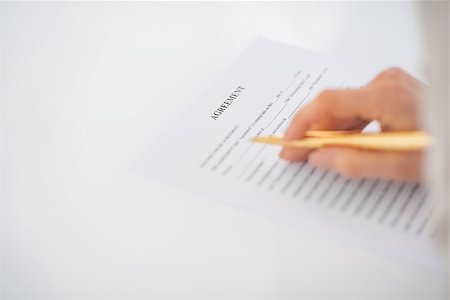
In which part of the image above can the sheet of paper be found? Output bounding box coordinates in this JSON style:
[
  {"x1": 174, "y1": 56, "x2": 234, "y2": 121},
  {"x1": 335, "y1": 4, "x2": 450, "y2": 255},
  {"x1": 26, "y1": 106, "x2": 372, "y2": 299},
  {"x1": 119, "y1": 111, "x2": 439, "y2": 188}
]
[{"x1": 137, "y1": 39, "x2": 443, "y2": 270}]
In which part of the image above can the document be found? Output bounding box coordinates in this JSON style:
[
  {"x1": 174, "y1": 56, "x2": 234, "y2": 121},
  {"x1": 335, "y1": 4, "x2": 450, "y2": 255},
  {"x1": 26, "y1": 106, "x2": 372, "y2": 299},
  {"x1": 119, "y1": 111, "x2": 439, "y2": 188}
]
[{"x1": 137, "y1": 39, "x2": 443, "y2": 270}]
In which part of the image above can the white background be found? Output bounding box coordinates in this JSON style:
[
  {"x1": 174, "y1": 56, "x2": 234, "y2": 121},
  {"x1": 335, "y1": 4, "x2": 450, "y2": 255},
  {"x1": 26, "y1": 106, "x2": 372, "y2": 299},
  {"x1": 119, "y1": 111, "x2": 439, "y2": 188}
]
[{"x1": 1, "y1": 2, "x2": 447, "y2": 299}]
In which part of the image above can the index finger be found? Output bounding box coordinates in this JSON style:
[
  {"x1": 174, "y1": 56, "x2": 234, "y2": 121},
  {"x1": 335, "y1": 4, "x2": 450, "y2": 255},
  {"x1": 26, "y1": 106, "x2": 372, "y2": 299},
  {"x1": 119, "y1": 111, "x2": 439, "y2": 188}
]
[{"x1": 280, "y1": 88, "x2": 373, "y2": 161}]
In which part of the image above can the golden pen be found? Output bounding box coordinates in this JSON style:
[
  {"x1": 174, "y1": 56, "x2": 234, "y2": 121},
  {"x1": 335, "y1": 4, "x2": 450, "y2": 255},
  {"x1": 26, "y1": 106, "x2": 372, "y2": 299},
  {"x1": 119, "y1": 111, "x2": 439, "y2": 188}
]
[{"x1": 250, "y1": 131, "x2": 431, "y2": 152}]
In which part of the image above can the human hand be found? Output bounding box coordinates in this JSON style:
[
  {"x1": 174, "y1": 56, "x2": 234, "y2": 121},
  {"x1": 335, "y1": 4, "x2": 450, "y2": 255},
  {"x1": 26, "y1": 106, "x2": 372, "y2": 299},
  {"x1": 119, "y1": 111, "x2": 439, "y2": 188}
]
[{"x1": 280, "y1": 67, "x2": 426, "y2": 182}]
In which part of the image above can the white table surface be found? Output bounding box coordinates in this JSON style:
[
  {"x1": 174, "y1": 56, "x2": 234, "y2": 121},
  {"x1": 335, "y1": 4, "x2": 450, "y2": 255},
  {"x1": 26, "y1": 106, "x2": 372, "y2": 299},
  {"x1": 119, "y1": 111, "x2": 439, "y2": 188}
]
[{"x1": 1, "y1": 2, "x2": 447, "y2": 299}]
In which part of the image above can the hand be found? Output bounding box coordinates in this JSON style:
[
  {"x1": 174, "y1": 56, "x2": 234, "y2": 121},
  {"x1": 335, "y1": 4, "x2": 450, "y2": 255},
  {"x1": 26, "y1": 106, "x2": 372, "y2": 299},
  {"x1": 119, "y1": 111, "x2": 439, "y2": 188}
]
[{"x1": 279, "y1": 67, "x2": 426, "y2": 182}]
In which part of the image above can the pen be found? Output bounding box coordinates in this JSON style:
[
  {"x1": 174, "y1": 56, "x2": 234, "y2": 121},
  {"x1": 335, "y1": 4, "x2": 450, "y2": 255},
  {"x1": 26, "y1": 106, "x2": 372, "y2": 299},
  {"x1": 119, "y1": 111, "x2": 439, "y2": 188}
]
[{"x1": 250, "y1": 131, "x2": 431, "y2": 151}]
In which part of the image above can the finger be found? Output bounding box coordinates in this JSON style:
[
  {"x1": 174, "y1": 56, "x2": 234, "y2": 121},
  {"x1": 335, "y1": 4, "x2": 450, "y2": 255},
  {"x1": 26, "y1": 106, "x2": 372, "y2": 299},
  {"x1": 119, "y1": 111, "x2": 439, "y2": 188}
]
[
  {"x1": 308, "y1": 148, "x2": 423, "y2": 182},
  {"x1": 371, "y1": 67, "x2": 422, "y2": 89},
  {"x1": 279, "y1": 146, "x2": 312, "y2": 161},
  {"x1": 284, "y1": 88, "x2": 376, "y2": 142},
  {"x1": 280, "y1": 88, "x2": 375, "y2": 161},
  {"x1": 279, "y1": 117, "x2": 369, "y2": 161},
  {"x1": 367, "y1": 68, "x2": 423, "y2": 131}
]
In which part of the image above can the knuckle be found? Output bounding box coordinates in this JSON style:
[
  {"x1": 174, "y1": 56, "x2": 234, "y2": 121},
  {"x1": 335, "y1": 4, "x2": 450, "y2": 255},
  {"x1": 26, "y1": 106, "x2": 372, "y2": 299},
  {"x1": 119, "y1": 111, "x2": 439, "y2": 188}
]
[
  {"x1": 319, "y1": 89, "x2": 334, "y2": 99},
  {"x1": 382, "y1": 67, "x2": 406, "y2": 78},
  {"x1": 292, "y1": 106, "x2": 308, "y2": 123},
  {"x1": 316, "y1": 89, "x2": 335, "y2": 104},
  {"x1": 374, "y1": 67, "x2": 407, "y2": 84}
]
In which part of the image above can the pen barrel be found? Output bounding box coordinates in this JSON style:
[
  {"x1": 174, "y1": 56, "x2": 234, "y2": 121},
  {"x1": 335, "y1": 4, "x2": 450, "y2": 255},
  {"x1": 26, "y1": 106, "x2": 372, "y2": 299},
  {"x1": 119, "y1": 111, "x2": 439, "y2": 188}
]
[
  {"x1": 252, "y1": 131, "x2": 432, "y2": 151},
  {"x1": 286, "y1": 134, "x2": 432, "y2": 151}
]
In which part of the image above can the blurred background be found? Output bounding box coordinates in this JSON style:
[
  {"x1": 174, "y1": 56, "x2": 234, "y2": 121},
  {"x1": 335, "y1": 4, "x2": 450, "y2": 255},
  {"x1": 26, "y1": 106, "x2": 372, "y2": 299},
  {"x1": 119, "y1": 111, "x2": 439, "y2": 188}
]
[{"x1": 0, "y1": 2, "x2": 447, "y2": 299}]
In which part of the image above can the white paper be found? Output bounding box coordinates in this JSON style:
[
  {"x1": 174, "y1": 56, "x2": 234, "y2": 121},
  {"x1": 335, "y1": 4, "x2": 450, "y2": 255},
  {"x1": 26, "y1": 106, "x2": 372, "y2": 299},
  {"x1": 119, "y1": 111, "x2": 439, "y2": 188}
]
[{"x1": 137, "y1": 39, "x2": 444, "y2": 270}]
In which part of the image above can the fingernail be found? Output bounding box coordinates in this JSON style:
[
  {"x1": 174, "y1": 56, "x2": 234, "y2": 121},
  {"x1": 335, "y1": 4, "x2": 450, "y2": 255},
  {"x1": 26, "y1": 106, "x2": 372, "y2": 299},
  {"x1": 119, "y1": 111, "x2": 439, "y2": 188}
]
[
  {"x1": 309, "y1": 149, "x2": 339, "y2": 169},
  {"x1": 279, "y1": 148, "x2": 287, "y2": 159}
]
